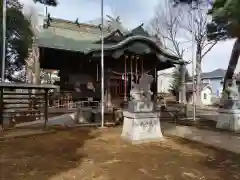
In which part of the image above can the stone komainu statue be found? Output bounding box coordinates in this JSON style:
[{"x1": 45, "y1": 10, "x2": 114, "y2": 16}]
[
  {"x1": 220, "y1": 78, "x2": 240, "y2": 109},
  {"x1": 128, "y1": 73, "x2": 154, "y2": 113},
  {"x1": 130, "y1": 73, "x2": 154, "y2": 102}
]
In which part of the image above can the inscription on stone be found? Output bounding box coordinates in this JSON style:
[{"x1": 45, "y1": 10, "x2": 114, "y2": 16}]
[{"x1": 140, "y1": 120, "x2": 158, "y2": 135}]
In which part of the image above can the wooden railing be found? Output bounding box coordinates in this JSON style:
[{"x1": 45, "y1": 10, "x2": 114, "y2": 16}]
[{"x1": 0, "y1": 83, "x2": 59, "y2": 130}]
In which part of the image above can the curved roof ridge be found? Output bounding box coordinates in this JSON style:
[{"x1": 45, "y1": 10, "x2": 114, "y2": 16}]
[{"x1": 100, "y1": 35, "x2": 180, "y2": 60}]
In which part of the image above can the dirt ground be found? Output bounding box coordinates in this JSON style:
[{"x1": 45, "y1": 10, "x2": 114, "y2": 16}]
[{"x1": 1, "y1": 127, "x2": 240, "y2": 180}]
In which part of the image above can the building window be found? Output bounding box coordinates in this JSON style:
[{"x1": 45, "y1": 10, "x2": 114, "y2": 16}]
[{"x1": 203, "y1": 93, "x2": 207, "y2": 99}]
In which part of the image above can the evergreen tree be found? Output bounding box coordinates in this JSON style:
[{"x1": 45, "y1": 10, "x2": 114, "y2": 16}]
[
  {"x1": 172, "y1": 0, "x2": 204, "y2": 5},
  {"x1": 34, "y1": 0, "x2": 58, "y2": 6},
  {"x1": 207, "y1": 0, "x2": 240, "y2": 90},
  {"x1": 0, "y1": 0, "x2": 57, "y2": 82},
  {"x1": 0, "y1": 0, "x2": 33, "y2": 81},
  {"x1": 169, "y1": 66, "x2": 190, "y2": 100}
]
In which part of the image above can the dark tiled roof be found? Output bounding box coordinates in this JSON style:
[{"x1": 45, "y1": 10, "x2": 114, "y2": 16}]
[
  {"x1": 201, "y1": 69, "x2": 226, "y2": 79},
  {"x1": 36, "y1": 16, "x2": 186, "y2": 69}
]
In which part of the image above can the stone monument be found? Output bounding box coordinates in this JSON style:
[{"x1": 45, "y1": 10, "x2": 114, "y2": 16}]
[
  {"x1": 121, "y1": 73, "x2": 163, "y2": 144},
  {"x1": 217, "y1": 78, "x2": 240, "y2": 132}
]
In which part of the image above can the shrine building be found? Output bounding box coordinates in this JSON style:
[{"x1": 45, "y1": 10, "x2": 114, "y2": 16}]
[{"x1": 33, "y1": 15, "x2": 187, "y2": 104}]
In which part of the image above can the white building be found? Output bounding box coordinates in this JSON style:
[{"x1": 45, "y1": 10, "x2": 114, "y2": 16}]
[
  {"x1": 186, "y1": 82, "x2": 213, "y2": 106},
  {"x1": 157, "y1": 71, "x2": 173, "y2": 94}
]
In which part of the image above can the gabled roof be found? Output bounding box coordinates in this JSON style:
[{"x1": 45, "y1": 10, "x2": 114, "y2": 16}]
[
  {"x1": 190, "y1": 69, "x2": 226, "y2": 80},
  {"x1": 201, "y1": 69, "x2": 226, "y2": 79},
  {"x1": 130, "y1": 24, "x2": 150, "y2": 37},
  {"x1": 94, "y1": 29, "x2": 124, "y2": 43},
  {"x1": 94, "y1": 23, "x2": 150, "y2": 43}
]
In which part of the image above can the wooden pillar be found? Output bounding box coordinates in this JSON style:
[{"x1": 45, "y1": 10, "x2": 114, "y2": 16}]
[
  {"x1": 49, "y1": 71, "x2": 52, "y2": 84},
  {"x1": 116, "y1": 79, "x2": 118, "y2": 94},
  {"x1": 136, "y1": 56, "x2": 139, "y2": 83},
  {"x1": 119, "y1": 78, "x2": 121, "y2": 94},
  {"x1": 179, "y1": 63, "x2": 186, "y2": 104},
  {"x1": 153, "y1": 67, "x2": 157, "y2": 97},
  {"x1": 44, "y1": 89, "x2": 49, "y2": 128},
  {"x1": 106, "y1": 69, "x2": 112, "y2": 109},
  {"x1": 0, "y1": 88, "x2": 3, "y2": 130},
  {"x1": 124, "y1": 56, "x2": 127, "y2": 102},
  {"x1": 130, "y1": 56, "x2": 133, "y2": 88},
  {"x1": 96, "y1": 62, "x2": 99, "y2": 82}
]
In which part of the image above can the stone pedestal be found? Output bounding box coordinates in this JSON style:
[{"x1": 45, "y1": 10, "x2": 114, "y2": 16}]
[
  {"x1": 121, "y1": 111, "x2": 163, "y2": 144},
  {"x1": 217, "y1": 108, "x2": 240, "y2": 132},
  {"x1": 128, "y1": 101, "x2": 154, "y2": 113},
  {"x1": 75, "y1": 107, "x2": 93, "y2": 123}
]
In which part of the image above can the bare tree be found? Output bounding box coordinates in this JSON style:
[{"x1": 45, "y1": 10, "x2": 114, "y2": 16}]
[
  {"x1": 182, "y1": 3, "x2": 218, "y2": 105},
  {"x1": 149, "y1": 1, "x2": 190, "y2": 102},
  {"x1": 150, "y1": 1, "x2": 187, "y2": 58},
  {"x1": 150, "y1": 1, "x2": 218, "y2": 105}
]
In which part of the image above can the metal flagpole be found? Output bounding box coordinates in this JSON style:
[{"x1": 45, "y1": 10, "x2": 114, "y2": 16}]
[
  {"x1": 1, "y1": 0, "x2": 7, "y2": 81},
  {"x1": 100, "y1": 0, "x2": 105, "y2": 128},
  {"x1": 192, "y1": 2, "x2": 196, "y2": 121}
]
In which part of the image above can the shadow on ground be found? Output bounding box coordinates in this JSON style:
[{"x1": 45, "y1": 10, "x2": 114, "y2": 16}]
[
  {"x1": 0, "y1": 127, "x2": 97, "y2": 180},
  {"x1": 174, "y1": 137, "x2": 240, "y2": 179},
  {"x1": 1, "y1": 126, "x2": 240, "y2": 179}
]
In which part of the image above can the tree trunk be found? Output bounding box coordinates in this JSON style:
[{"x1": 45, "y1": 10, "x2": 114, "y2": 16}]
[
  {"x1": 33, "y1": 39, "x2": 40, "y2": 85},
  {"x1": 195, "y1": 43, "x2": 202, "y2": 106},
  {"x1": 179, "y1": 64, "x2": 186, "y2": 104},
  {"x1": 223, "y1": 38, "x2": 240, "y2": 91}
]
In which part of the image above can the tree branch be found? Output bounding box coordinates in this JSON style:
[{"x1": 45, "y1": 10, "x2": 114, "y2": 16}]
[
  {"x1": 201, "y1": 41, "x2": 218, "y2": 58},
  {"x1": 149, "y1": 2, "x2": 185, "y2": 58}
]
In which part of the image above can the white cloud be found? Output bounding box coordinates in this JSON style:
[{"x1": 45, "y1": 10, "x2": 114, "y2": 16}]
[{"x1": 19, "y1": 0, "x2": 159, "y2": 28}]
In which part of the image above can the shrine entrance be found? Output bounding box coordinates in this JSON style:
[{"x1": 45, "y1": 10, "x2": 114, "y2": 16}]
[
  {"x1": 106, "y1": 53, "x2": 158, "y2": 103},
  {"x1": 108, "y1": 73, "x2": 135, "y2": 100},
  {"x1": 108, "y1": 74, "x2": 124, "y2": 98}
]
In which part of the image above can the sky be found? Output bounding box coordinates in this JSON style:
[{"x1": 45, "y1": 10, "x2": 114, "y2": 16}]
[{"x1": 19, "y1": 0, "x2": 236, "y2": 74}]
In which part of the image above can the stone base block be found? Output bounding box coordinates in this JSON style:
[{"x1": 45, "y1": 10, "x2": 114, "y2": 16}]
[
  {"x1": 121, "y1": 111, "x2": 164, "y2": 144},
  {"x1": 128, "y1": 101, "x2": 154, "y2": 113},
  {"x1": 217, "y1": 109, "x2": 240, "y2": 132},
  {"x1": 75, "y1": 108, "x2": 93, "y2": 123}
]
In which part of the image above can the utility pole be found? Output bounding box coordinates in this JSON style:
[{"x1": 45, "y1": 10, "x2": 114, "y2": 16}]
[
  {"x1": 191, "y1": 2, "x2": 196, "y2": 121},
  {"x1": 100, "y1": 0, "x2": 105, "y2": 128}
]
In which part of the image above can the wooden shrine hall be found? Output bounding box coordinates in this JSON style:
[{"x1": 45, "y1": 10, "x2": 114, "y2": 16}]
[{"x1": 34, "y1": 15, "x2": 187, "y2": 105}]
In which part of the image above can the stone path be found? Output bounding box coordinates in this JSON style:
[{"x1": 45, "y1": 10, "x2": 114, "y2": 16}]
[
  {"x1": 162, "y1": 122, "x2": 240, "y2": 154},
  {"x1": 16, "y1": 113, "x2": 77, "y2": 128}
]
